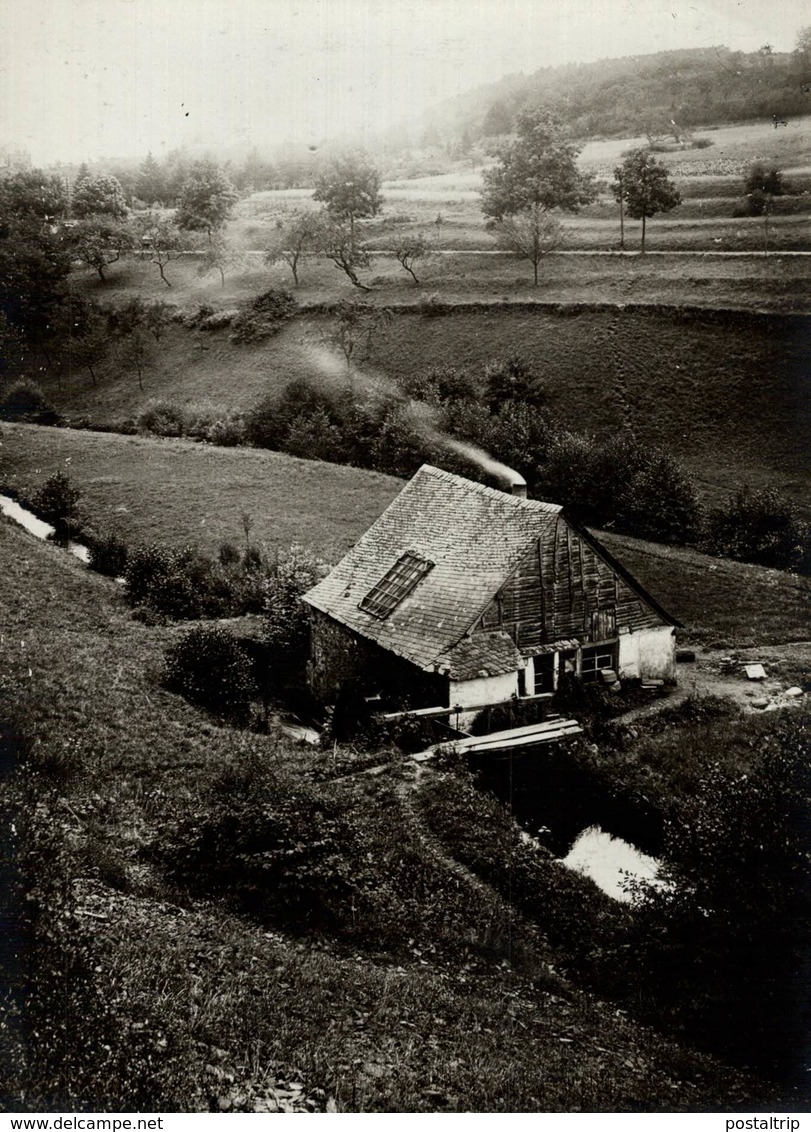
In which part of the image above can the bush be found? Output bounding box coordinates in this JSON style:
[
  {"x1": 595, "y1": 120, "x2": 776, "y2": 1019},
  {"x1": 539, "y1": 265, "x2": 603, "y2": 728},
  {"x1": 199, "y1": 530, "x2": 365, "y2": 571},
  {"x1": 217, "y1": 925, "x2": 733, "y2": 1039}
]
[
  {"x1": 124, "y1": 544, "x2": 209, "y2": 620},
  {"x1": 0, "y1": 379, "x2": 61, "y2": 425},
  {"x1": 163, "y1": 625, "x2": 256, "y2": 720},
  {"x1": 163, "y1": 755, "x2": 386, "y2": 938},
  {"x1": 205, "y1": 415, "x2": 246, "y2": 447},
  {"x1": 626, "y1": 711, "x2": 811, "y2": 1080},
  {"x1": 29, "y1": 472, "x2": 82, "y2": 541},
  {"x1": 702, "y1": 486, "x2": 810, "y2": 572},
  {"x1": 218, "y1": 541, "x2": 241, "y2": 567},
  {"x1": 262, "y1": 545, "x2": 326, "y2": 680},
  {"x1": 86, "y1": 530, "x2": 128, "y2": 577},
  {"x1": 184, "y1": 403, "x2": 245, "y2": 446},
  {"x1": 135, "y1": 399, "x2": 188, "y2": 437},
  {"x1": 199, "y1": 308, "x2": 237, "y2": 331},
  {"x1": 245, "y1": 378, "x2": 335, "y2": 450},
  {"x1": 230, "y1": 289, "x2": 296, "y2": 343}
]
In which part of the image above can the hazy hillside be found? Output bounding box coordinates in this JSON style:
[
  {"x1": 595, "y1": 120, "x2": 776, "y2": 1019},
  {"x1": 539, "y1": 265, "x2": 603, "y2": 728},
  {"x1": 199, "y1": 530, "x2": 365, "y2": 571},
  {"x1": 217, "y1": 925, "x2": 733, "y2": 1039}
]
[{"x1": 405, "y1": 45, "x2": 810, "y2": 147}]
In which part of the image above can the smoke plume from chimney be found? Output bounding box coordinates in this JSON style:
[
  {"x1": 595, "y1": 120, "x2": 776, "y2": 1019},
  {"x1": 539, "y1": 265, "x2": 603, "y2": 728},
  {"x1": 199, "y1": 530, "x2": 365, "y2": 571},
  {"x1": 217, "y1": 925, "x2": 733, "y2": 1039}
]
[{"x1": 295, "y1": 340, "x2": 529, "y2": 499}]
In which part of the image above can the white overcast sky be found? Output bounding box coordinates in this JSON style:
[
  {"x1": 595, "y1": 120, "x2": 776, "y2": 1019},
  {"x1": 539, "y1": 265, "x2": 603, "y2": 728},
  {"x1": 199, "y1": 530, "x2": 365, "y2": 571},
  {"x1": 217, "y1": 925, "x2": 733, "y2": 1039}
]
[{"x1": 0, "y1": 0, "x2": 807, "y2": 164}]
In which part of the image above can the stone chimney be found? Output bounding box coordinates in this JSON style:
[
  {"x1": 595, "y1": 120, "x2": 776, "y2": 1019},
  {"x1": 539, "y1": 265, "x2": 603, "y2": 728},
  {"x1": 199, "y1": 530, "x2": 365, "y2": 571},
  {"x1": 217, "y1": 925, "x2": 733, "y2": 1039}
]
[{"x1": 511, "y1": 477, "x2": 527, "y2": 499}]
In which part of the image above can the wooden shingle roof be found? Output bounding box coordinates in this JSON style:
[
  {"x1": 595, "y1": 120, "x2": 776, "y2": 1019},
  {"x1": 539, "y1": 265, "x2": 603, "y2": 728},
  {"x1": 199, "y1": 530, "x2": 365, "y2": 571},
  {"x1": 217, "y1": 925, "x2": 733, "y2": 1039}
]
[{"x1": 302, "y1": 465, "x2": 560, "y2": 674}]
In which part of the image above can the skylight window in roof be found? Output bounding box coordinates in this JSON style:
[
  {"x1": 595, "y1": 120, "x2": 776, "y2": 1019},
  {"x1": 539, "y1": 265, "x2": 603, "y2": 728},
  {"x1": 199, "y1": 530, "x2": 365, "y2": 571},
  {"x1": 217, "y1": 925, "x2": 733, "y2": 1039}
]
[{"x1": 359, "y1": 552, "x2": 434, "y2": 619}]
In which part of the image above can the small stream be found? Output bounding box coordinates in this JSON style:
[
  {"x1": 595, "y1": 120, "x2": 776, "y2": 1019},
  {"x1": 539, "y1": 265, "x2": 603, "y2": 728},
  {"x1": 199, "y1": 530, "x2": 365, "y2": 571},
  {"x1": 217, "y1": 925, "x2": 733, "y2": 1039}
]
[
  {"x1": 0, "y1": 493, "x2": 90, "y2": 564},
  {"x1": 473, "y1": 748, "x2": 667, "y2": 903}
]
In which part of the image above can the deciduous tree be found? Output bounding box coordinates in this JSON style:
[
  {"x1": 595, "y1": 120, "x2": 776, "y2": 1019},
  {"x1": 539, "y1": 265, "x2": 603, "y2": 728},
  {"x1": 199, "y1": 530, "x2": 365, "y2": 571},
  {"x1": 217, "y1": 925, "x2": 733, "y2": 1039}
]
[
  {"x1": 117, "y1": 328, "x2": 157, "y2": 391},
  {"x1": 611, "y1": 149, "x2": 681, "y2": 251},
  {"x1": 66, "y1": 303, "x2": 108, "y2": 385},
  {"x1": 743, "y1": 160, "x2": 786, "y2": 246},
  {"x1": 175, "y1": 159, "x2": 238, "y2": 242},
  {"x1": 482, "y1": 108, "x2": 595, "y2": 218},
  {"x1": 388, "y1": 233, "x2": 429, "y2": 285},
  {"x1": 71, "y1": 173, "x2": 128, "y2": 220},
  {"x1": 198, "y1": 233, "x2": 242, "y2": 287},
  {"x1": 313, "y1": 151, "x2": 383, "y2": 234},
  {"x1": 313, "y1": 215, "x2": 373, "y2": 291},
  {"x1": 486, "y1": 210, "x2": 564, "y2": 285},
  {"x1": 133, "y1": 212, "x2": 190, "y2": 286},
  {"x1": 264, "y1": 209, "x2": 320, "y2": 286},
  {"x1": 481, "y1": 108, "x2": 594, "y2": 282},
  {"x1": 0, "y1": 170, "x2": 68, "y2": 222},
  {"x1": 329, "y1": 300, "x2": 392, "y2": 377},
  {"x1": 66, "y1": 218, "x2": 132, "y2": 282}
]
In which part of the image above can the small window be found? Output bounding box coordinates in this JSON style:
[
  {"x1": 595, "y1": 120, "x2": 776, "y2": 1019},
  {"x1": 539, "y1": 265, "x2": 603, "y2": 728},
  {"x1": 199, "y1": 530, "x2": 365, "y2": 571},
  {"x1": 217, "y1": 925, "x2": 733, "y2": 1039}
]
[
  {"x1": 581, "y1": 644, "x2": 617, "y2": 683},
  {"x1": 358, "y1": 552, "x2": 434, "y2": 620},
  {"x1": 533, "y1": 653, "x2": 555, "y2": 694}
]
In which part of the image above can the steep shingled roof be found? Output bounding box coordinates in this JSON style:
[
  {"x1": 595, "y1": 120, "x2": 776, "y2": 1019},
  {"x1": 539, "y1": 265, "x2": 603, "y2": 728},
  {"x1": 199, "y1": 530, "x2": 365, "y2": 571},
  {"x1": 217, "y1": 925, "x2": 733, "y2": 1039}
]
[
  {"x1": 302, "y1": 464, "x2": 560, "y2": 674},
  {"x1": 439, "y1": 631, "x2": 525, "y2": 681}
]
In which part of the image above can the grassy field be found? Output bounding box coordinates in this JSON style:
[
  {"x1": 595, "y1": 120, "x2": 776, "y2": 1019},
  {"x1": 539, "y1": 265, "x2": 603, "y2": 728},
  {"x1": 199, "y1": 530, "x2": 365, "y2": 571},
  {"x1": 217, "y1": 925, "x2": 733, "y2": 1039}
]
[
  {"x1": 1, "y1": 513, "x2": 780, "y2": 1112},
  {"x1": 3, "y1": 423, "x2": 810, "y2": 649},
  {"x1": 0, "y1": 424, "x2": 400, "y2": 561},
  {"x1": 61, "y1": 115, "x2": 811, "y2": 315}
]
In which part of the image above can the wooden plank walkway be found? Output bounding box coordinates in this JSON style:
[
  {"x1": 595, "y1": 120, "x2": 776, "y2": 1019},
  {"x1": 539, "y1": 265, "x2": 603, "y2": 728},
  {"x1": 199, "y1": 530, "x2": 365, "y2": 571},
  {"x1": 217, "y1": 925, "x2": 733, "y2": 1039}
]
[{"x1": 413, "y1": 715, "x2": 583, "y2": 761}]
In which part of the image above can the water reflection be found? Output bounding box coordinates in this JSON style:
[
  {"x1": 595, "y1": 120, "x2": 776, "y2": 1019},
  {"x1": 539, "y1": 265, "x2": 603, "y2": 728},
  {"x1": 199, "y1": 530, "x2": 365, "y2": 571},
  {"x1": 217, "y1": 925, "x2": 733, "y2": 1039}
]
[
  {"x1": 562, "y1": 824, "x2": 663, "y2": 903},
  {"x1": 0, "y1": 494, "x2": 90, "y2": 564}
]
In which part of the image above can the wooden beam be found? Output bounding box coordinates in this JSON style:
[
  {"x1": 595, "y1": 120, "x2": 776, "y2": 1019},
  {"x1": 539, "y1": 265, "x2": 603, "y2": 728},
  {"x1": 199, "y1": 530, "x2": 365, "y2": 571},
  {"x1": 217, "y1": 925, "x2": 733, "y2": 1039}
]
[{"x1": 381, "y1": 692, "x2": 553, "y2": 723}]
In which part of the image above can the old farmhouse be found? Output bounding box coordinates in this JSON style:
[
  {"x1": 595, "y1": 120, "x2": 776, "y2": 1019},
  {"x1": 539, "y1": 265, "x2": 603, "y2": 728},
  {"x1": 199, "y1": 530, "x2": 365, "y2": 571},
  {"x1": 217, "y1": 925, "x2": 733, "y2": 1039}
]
[{"x1": 302, "y1": 465, "x2": 678, "y2": 726}]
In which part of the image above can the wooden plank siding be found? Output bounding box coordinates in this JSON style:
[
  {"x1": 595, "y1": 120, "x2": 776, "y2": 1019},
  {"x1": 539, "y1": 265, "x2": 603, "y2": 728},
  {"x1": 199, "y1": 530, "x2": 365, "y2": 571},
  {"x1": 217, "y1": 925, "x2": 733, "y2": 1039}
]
[{"x1": 476, "y1": 517, "x2": 665, "y2": 653}]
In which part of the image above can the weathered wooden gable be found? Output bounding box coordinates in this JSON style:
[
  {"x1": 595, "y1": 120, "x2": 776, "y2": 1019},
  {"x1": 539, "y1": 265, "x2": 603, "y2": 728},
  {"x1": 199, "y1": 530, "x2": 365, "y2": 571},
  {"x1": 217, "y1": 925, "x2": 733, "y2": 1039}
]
[{"x1": 477, "y1": 516, "x2": 666, "y2": 653}]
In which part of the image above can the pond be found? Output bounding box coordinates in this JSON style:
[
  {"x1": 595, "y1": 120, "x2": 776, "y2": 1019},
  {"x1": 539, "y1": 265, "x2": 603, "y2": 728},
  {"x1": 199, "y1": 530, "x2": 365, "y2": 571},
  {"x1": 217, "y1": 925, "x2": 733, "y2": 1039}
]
[
  {"x1": 0, "y1": 493, "x2": 90, "y2": 564},
  {"x1": 473, "y1": 748, "x2": 667, "y2": 903}
]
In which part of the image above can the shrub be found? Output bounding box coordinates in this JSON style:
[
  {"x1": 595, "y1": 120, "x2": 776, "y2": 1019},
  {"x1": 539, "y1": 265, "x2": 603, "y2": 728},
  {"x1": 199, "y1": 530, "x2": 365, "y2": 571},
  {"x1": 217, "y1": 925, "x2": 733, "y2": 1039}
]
[
  {"x1": 627, "y1": 711, "x2": 811, "y2": 1079},
  {"x1": 218, "y1": 541, "x2": 241, "y2": 567},
  {"x1": 163, "y1": 754, "x2": 385, "y2": 938},
  {"x1": 184, "y1": 403, "x2": 244, "y2": 446},
  {"x1": 262, "y1": 545, "x2": 326, "y2": 680},
  {"x1": 484, "y1": 354, "x2": 548, "y2": 411},
  {"x1": 701, "y1": 486, "x2": 810, "y2": 572},
  {"x1": 123, "y1": 544, "x2": 206, "y2": 620},
  {"x1": 163, "y1": 625, "x2": 256, "y2": 719},
  {"x1": 135, "y1": 399, "x2": 188, "y2": 437},
  {"x1": 0, "y1": 379, "x2": 61, "y2": 425},
  {"x1": 86, "y1": 530, "x2": 128, "y2": 577},
  {"x1": 198, "y1": 308, "x2": 237, "y2": 331},
  {"x1": 183, "y1": 303, "x2": 215, "y2": 329},
  {"x1": 282, "y1": 408, "x2": 346, "y2": 463},
  {"x1": 245, "y1": 378, "x2": 334, "y2": 450},
  {"x1": 403, "y1": 363, "x2": 479, "y2": 405},
  {"x1": 30, "y1": 473, "x2": 82, "y2": 541},
  {"x1": 230, "y1": 289, "x2": 297, "y2": 343}
]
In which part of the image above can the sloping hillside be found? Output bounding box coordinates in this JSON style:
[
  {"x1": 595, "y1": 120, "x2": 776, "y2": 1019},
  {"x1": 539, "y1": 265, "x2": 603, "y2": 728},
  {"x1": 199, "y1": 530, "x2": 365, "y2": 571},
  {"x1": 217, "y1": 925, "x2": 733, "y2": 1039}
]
[
  {"x1": 3, "y1": 423, "x2": 810, "y2": 648},
  {"x1": 1, "y1": 513, "x2": 780, "y2": 1112},
  {"x1": 22, "y1": 302, "x2": 811, "y2": 518}
]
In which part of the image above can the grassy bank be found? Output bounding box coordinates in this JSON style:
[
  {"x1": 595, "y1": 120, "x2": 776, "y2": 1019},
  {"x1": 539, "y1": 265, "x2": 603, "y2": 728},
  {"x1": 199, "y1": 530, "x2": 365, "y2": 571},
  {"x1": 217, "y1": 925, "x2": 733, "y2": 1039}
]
[{"x1": 0, "y1": 515, "x2": 777, "y2": 1112}]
